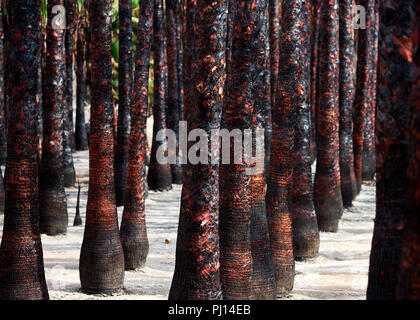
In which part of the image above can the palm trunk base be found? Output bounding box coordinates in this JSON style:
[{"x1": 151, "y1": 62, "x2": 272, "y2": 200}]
[
  {"x1": 147, "y1": 163, "x2": 173, "y2": 191},
  {"x1": 39, "y1": 191, "x2": 68, "y2": 235},
  {"x1": 292, "y1": 215, "x2": 320, "y2": 260},
  {"x1": 251, "y1": 202, "x2": 276, "y2": 300},
  {"x1": 73, "y1": 215, "x2": 82, "y2": 226},
  {"x1": 120, "y1": 225, "x2": 149, "y2": 270},
  {"x1": 362, "y1": 151, "x2": 376, "y2": 181},
  {"x1": 171, "y1": 164, "x2": 183, "y2": 185},
  {"x1": 64, "y1": 165, "x2": 76, "y2": 188},
  {"x1": 315, "y1": 195, "x2": 343, "y2": 233},
  {"x1": 80, "y1": 239, "x2": 125, "y2": 294},
  {"x1": 341, "y1": 164, "x2": 358, "y2": 207},
  {"x1": 273, "y1": 264, "x2": 295, "y2": 296}
]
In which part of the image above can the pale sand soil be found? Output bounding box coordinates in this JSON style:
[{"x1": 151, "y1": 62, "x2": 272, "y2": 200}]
[{"x1": 0, "y1": 117, "x2": 376, "y2": 300}]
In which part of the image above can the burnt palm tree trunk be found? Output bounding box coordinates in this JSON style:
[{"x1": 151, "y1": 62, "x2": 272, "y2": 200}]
[
  {"x1": 249, "y1": 0, "x2": 276, "y2": 300},
  {"x1": 353, "y1": 0, "x2": 375, "y2": 193},
  {"x1": 0, "y1": 1, "x2": 6, "y2": 166},
  {"x1": 166, "y1": 0, "x2": 183, "y2": 185},
  {"x1": 396, "y1": 0, "x2": 420, "y2": 299},
  {"x1": 0, "y1": 0, "x2": 49, "y2": 299},
  {"x1": 120, "y1": 0, "x2": 153, "y2": 271},
  {"x1": 361, "y1": 0, "x2": 379, "y2": 182},
  {"x1": 114, "y1": 0, "x2": 133, "y2": 207},
  {"x1": 79, "y1": 0, "x2": 125, "y2": 294},
  {"x1": 63, "y1": 0, "x2": 76, "y2": 187},
  {"x1": 147, "y1": 0, "x2": 173, "y2": 191},
  {"x1": 338, "y1": 0, "x2": 357, "y2": 207},
  {"x1": 309, "y1": 0, "x2": 321, "y2": 163},
  {"x1": 290, "y1": 0, "x2": 320, "y2": 261},
  {"x1": 314, "y1": 0, "x2": 343, "y2": 232},
  {"x1": 266, "y1": 0, "x2": 303, "y2": 295},
  {"x1": 169, "y1": 0, "x2": 225, "y2": 300},
  {"x1": 75, "y1": 25, "x2": 89, "y2": 151},
  {"x1": 39, "y1": 0, "x2": 69, "y2": 236},
  {"x1": 367, "y1": 0, "x2": 413, "y2": 300}
]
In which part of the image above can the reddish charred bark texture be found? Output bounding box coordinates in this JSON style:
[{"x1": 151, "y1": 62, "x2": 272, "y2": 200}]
[
  {"x1": 266, "y1": 0, "x2": 280, "y2": 173},
  {"x1": 309, "y1": 0, "x2": 321, "y2": 163},
  {"x1": 63, "y1": 0, "x2": 76, "y2": 188},
  {"x1": 120, "y1": 0, "x2": 152, "y2": 271},
  {"x1": 0, "y1": 0, "x2": 49, "y2": 300},
  {"x1": 367, "y1": 0, "x2": 413, "y2": 300},
  {"x1": 169, "y1": 0, "x2": 225, "y2": 300},
  {"x1": 353, "y1": 0, "x2": 375, "y2": 193},
  {"x1": 39, "y1": 0, "x2": 69, "y2": 236},
  {"x1": 0, "y1": 2, "x2": 6, "y2": 166},
  {"x1": 148, "y1": 0, "x2": 173, "y2": 191},
  {"x1": 338, "y1": 0, "x2": 357, "y2": 207},
  {"x1": 314, "y1": 0, "x2": 343, "y2": 233},
  {"x1": 396, "y1": 0, "x2": 420, "y2": 299},
  {"x1": 166, "y1": 0, "x2": 184, "y2": 185},
  {"x1": 362, "y1": 0, "x2": 379, "y2": 182},
  {"x1": 291, "y1": 0, "x2": 320, "y2": 261},
  {"x1": 249, "y1": 0, "x2": 276, "y2": 300},
  {"x1": 75, "y1": 27, "x2": 89, "y2": 151},
  {"x1": 115, "y1": 0, "x2": 133, "y2": 207},
  {"x1": 80, "y1": 0, "x2": 125, "y2": 294}
]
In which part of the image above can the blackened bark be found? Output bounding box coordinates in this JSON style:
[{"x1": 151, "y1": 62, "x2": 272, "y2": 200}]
[
  {"x1": 147, "y1": 0, "x2": 173, "y2": 191},
  {"x1": 63, "y1": 0, "x2": 76, "y2": 187},
  {"x1": 338, "y1": 0, "x2": 357, "y2": 207},
  {"x1": 75, "y1": 27, "x2": 89, "y2": 151},
  {"x1": 249, "y1": 0, "x2": 276, "y2": 300},
  {"x1": 120, "y1": 0, "x2": 153, "y2": 271},
  {"x1": 115, "y1": 0, "x2": 133, "y2": 207},
  {"x1": 314, "y1": 0, "x2": 343, "y2": 233},
  {"x1": 166, "y1": 0, "x2": 183, "y2": 185},
  {"x1": 39, "y1": 0, "x2": 69, "y2": 236},
  {"x1": 80, "y1": 0, "x2": 125, "y2": 294},
  {"x1": 290, "y1": 0, "x2": 320, "y2": 261},
  {"x1": 367, "y1": 0, "x2": 413, "y2": 300},
  {"x1": 266, "y1": 0, "x2": 300, "y2": 295},
  {"x1": 73, "y1": 184, "x2": 82, "y2": 226},
  {"x1": 0, "y1": 0, "x2": 49, "y2": 300},
  {"x1": 169, "y1": 0, "x2": 225, "y2": 300},
  {"x1": 0, "y1": 172, "x2": 4, "y2": 215},
  {"x1": 353, "y1": 0, "x2": 375, "y2": 193},
  {"x1": 0, "y1": 2, "x2": 6, "y2": 166},
  {"x1": 309, "y1": 0, "x2": 321, "y2": 163},
  {"x1": 362, "y1": 0, "x2": 379, "y2": 182},
  {"x1": 396, "y1": 0, "x2": 420, "y2": 300}
]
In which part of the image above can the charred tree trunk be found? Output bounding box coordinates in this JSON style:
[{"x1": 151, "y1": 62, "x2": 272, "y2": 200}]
[
  {"x1": 396, "y1": 0, "x2": 420, "y2": 299},
  {"x1": 0, "y1": 172, "x2": 4, "y2": 215},
  {"x1": 79, "y1": 0, "x2": 125, "y2": 294},
  {"x1": 266, "y1": 0, "x2": 301, "y2": 295},
  {"x1": 114, "y1": 0, "x2": 133, "y2": 207},
  {"x1": 0, "y1": 0, "x2": 49, "y2": 300},
  {"x1": 75, "y1": 27, "x2": 89, "y2": 151},
  {"x1": 39, "y1": 0, "x2": 69, "y2": 236},
  {"x1": 169, "y1": 0, "x2": 225, "y2": 300},
  {"x1": 147, "y1": 0, "x2": 173, "y2": 191},
  {"x1": 120, "y1": 0, "x2": 152, "y2": 271},
  {"x1": 73, "y1": 184, "x2": 82, "y2": 226},
  {"x1": 290, "y1": 0, "x2": 320, "y2": 261},
  {"x1": 338, "y1": 0, "x2": 357, "y2": 207},
  {"x1": 353, "y1": 0, "x2": 375, "y2": 193},
  {"x1": 266, "y1": 0, "x2": 280, "y2": 174},
  {"x1": 63, "y1": 0, "x2": 76, "y2": 187},
  {"x1": 249, "y1": 0, "x2": 276, "y2": 300},
  {"x1": 362, "y1": 0, "x2": 379, "y2": 182},
  {"x1": 314, "y1": 0, "x2": 343, "y2": 233},
  {"x1": 0, "y1": 2, "x2": 6, "y2": 166},
  {"x1": 309, "y1": 0, "x2": 321, "y2": 163},
  {"x1": 166, "y1": 0, "x2": 183, "y2": 185},
  {"x1": 367, "y1": 0, "x2": 413, "y2": 300}
]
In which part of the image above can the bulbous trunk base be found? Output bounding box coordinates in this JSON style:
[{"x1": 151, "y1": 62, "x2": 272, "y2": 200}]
[
  {"x1": 273, "y1": 264, "x2": 295, "y2": 296},
  {"x1": 39, "y1": 192, "x2": 68, "y2": 236},
  {"x1": 40, "y1": 216, "x2": 68, "y2": 236},
  {"x1": 147, "y1": 163, "x2": 173, "y2": 191},
  {"x1": 171, "y1": 164, "x2": 183, "y2": 185},
  {"x1": 64, "y1": 165, "x2": 76, "y2": 188},
  {"x1": 292, "y1": 215, "x2": 320, "y2": 260},
  {"x1": 120, "y1": 225, "x2": 149, "y2": 270}
]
